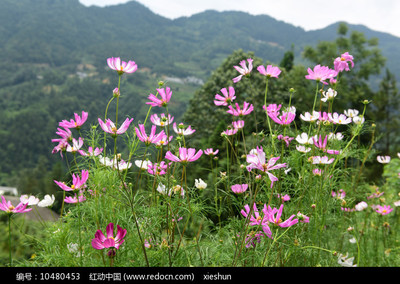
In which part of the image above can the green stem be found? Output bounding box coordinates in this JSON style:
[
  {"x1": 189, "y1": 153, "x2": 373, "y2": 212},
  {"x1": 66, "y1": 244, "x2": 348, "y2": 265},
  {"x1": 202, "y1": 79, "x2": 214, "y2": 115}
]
[{"x1": 8, "y1": 214, "x2": 12, "y2": 267}]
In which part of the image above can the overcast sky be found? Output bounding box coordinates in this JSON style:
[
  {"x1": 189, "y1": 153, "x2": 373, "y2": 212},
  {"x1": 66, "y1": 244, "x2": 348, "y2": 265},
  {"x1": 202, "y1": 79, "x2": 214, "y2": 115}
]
[{"x1": 79, "y1": 0, "x2": 400, "y2": 38}]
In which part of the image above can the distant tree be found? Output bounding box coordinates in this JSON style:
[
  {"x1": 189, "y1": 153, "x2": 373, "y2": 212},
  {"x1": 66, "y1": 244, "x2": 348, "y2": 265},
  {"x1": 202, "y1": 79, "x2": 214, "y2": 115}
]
[
  {"x1": 372, "y1": 69, "x2": 400, "y2": 154},
  {"x1": 280, "y1": 44, "x2": 295, "y2": 72}
]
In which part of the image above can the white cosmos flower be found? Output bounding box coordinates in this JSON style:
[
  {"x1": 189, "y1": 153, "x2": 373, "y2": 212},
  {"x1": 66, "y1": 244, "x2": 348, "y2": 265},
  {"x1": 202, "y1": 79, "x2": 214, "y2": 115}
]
[
  {"x1": 296, "y1": 132, "x2": 313, "y2": 145},
  {"x1": 321, "y1": 88, "x2": 337, "y2": 102},
  {"x1": 38, "y1": 195, "x2": 55, "y2": 207},
  {"x1": 135, "y1": 160, "x2": 150, "y2": 170},
  {"x1": 337, "y1": 253, "x2": 357, "y2": 267},
  {"x1": 355, "y1": 201, "x2": 368, "y2": 211},
  {"x1": 344, "y1": 109, "x2": 359, "y2": 118},
  {"x1": 352, "y1": 115, "x2": 365, "y2": 125},
  {"x1": 377, "y1": 155, "x2": 391, "y2": 164},
  {"x1": 20, "y1": 195, "x2": 39, "y2": 206},
  {"x1": 194, "y1": 178, "x2": 207, "y2": 190},
  {"x1": 300, "y1": 111, "x2": 320, "y2": 122},
  {"x1": 296, "y1": 145, "x2": 311, "y2": 153}
]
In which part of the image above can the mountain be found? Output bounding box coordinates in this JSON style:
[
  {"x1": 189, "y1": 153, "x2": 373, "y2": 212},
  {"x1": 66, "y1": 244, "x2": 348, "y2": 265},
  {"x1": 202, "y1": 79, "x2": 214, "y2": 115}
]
[{"x1": 0, "y1": 0, "x2": 399, "y2": 187}]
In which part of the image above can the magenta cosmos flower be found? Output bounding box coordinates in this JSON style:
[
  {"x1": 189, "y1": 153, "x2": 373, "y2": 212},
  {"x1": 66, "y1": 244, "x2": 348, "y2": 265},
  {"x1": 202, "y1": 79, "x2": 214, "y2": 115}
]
[
  {"x1": 107, "y1": 57, "x2": 138, "y2": 74},
  {"x1": 257, "y1": 65, "x2": 281, "y2": 78},
  {"x1": 246, "y1": 146, "x2": 287, "y2": 187},
  {"x1": 54, "y1": 170, "x2": 89, "y2": 192},
  {"x1": 375, "y1": 205, "x2": 393, "y2": 215},
  {"x1": 92, "y1": 222, "x2": 127, "y2": 250},
  {"x1": 98, "y1": 118, "x2": 133, "y2": 137},
  {"x1": 264, "y1": 204, "x2": 298, "y2": 227},
  {"x1": 135, "y1": 124, "x2": 165, "y2": 146},
  {"x1": 233, "y1": 58, "x2": 253, "y2": 83},
  {"x1": 214, "y1": 87, "x2": 236, "y2": 106},
  {"x1": 305, "y1": 64, "x2": 337, "y2": 85},
  {"x1": 147, "y1": 161, "x2": 170, "y2": 176},
  {"x1": 165, "y1": 147, "x2": 203, "y2": 163},
  {"x1": 59, "y1": 111, "x2": 88, "y2": 130},
  {"x1": 241, "y1": 203, "x2": 272, "y2": 239},
  {"x1": 0, "y1": 196, "x2": 32, "y2": 214},
  {"x1": 334, "y1": 52, "x2": 354, "y2": 72},
  {"x1": 227, "y1": 102, "x2": 254, "y2": 117},
  {"x1": 146, "y1": 87, "x2": 172, "y2": 108}
]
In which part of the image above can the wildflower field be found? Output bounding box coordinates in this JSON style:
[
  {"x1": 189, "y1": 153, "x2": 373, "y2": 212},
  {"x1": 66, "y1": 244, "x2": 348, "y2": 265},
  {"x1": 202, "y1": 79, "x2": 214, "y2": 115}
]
[{"x1": 1, "y1": 51, "x2": 399, "y2": 271}]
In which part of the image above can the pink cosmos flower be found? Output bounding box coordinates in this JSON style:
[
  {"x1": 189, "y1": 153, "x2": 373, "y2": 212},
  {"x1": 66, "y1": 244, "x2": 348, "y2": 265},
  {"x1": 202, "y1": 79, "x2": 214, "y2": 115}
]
[
  {"x1": 277, "y1": 135, "x2": 294, "y2": 147},
  {"x1": 221, "y1": 127, "x2": 238, "y2": 136},
  {"x1": 51, "y1": 140, "x2": 69, "y2": 158},
  {"x1": 241, "y1": 203, "x2": 273, "y2": 239},
  {"x1": 135, "y1": 124, "x2": 165, "y2": 146},
  {"x1": 367, "y1": 188, "x2": 384, "y2": 199},
  {"x1": 80, "y1": 146, "x2": 103, "y2": 157},
  {"x1": 204, "y1": 148, "x2": 219, "y2": 156},
  {"x1": 54, "y1": 170, "x2": 89, "y2": 192},
  {"x1": 227, "y1": 102, "x2": 254, "y2": 117},
  {"x1": 146, "y1": 87, "x2": 172, "y2": 107},
  {"x1": 107, "y1": 57, "x2": 138, "y2": 74},
  {"x1": 232, "y1": 120, "x2": 245, "y2": 130},
  {"x1": 165, "y1": 147, "x2": 203, "y2": 163},
  {"x1": 313, "y1": 135, "x2": 340, "y2": 155},
  {"x1": 59, "y1": 111, "x2": 88, "y2": 130},
  {"x1": 375, "y1": 205, "x2": 393, "y2": 215},
  {"x1": 257, "y1": 65, "x2": 281, "y2": 78},
  {"x1": 0, "y1": 196, "x2": 32, "y2": 214},
  {"x1": 305, "y1": 64, "x2": 337, "y2": 85},
  {"x1": 296, "y1": 212, "x2": 310, "y2": 223},
  {"x1": 332, "y1": 189, "x2": 346, "y2": 200},
  {"x1": 154, "y1": 134, "x2": 173, "y2": 147},
  {"x1": 147, "y1": 161, "x2": 170, "y2": 176},
  {"x1": 92, "y1": 222, "x2": 127, "y2": 250},
  {"x1": 246, "y1": 147, "x2": 287, "y2": 187},
  {"x1": 268, "y1": 110, "x2": 296, "y2": 125},
  {"x1": 173, "y1": 122, "x2": 196, "y2": 136},
  {"x1": 52, "y1": 127, "x2": 72, "y2": 144},
  {"x1": 214, "y1": 87, "x2": 236, "y2": 106},
  {"x1": 150, "y1": 113, "x2": 174, "y2": 127},
  {"x1": 264, "y1": 204, "x2": 298, "y2": 227},
  {"x1": 241, "y1": 203, "x2": 268, "y2": 226},
  {"x1": 334, "y1": 52, "x2": 354, "y2": 72},
  {"x1": 233, "y1": 58, "x2": 253, "y2": 83},
  {"x1": 263, "y1": 103, "x2": 282, "y2": 113},
  {"x1": 98, "y1": 118, "x2": 133, "y2": 136},
  {"x1": 64, "y1": 193, "x2": 86, "y2": 204},
  {"x1": 277, "y1": 194, "x2": 291, "y2": 203},
  {"x1": 231, "y1": 184, "x2": 248, "y2": 194}
]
